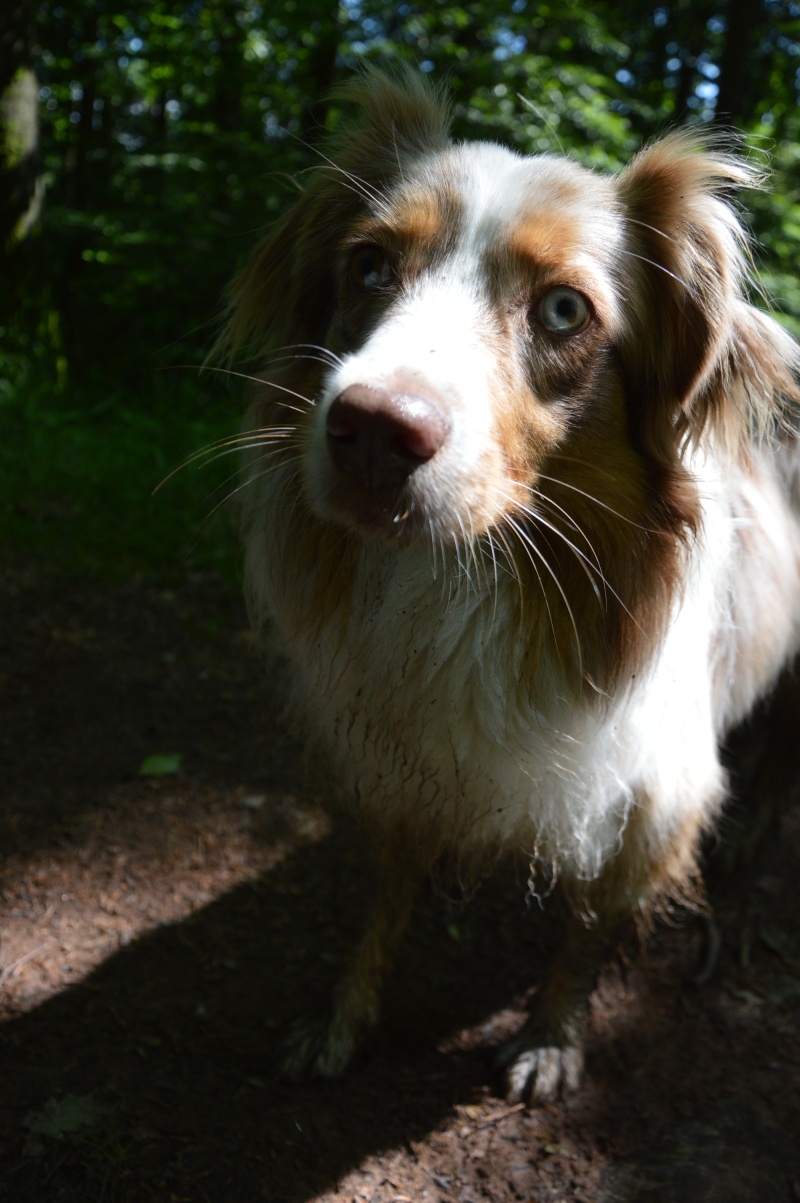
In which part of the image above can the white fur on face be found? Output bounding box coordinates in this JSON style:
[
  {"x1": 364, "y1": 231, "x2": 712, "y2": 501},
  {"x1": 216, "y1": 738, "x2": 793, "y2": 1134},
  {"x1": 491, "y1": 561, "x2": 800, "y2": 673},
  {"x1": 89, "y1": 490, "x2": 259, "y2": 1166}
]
[
  {"x1": 305, "y1": 142, "x2": 624, "y2": 541},
  {"x1": 306, "y1": 278, "x2": 502, "y2": 534}
]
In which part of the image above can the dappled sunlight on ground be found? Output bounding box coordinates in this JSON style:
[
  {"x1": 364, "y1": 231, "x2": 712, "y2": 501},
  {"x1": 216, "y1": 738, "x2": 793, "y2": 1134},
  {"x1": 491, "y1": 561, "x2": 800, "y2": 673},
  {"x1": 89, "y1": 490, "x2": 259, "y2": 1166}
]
[
  {"x1": 1, "y1": 778, "x2": 328, "y2": 1017},
  {"x1": 1, "y1": 569, "x2": 799, "y2": 1202}
]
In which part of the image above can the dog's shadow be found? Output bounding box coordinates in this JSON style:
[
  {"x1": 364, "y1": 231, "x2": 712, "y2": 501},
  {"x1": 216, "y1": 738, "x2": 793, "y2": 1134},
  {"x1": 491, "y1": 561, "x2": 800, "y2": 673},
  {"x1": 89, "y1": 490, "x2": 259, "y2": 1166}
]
[
  {"x1": 0, "y1": 826, "x2": 542, "y2": 1200},
  {"x1": 2, "y1": 783, "x2": 799, "y2": 1202}
]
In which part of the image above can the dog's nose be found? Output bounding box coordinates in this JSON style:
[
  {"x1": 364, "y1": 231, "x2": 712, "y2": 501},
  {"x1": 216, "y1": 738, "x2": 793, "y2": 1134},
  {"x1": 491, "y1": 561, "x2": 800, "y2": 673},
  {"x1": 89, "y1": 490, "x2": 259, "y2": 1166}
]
[{"x1": 326, "y1": 384, "x2": 449, "y2": 491}]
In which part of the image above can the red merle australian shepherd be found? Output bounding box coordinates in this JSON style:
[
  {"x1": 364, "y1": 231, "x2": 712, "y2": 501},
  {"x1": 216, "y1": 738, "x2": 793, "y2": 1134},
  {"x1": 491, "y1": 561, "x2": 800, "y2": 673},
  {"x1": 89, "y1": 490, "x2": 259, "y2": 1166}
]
[{"x1": 217, "y1": 68, "x2": 800, "y2": 1102}]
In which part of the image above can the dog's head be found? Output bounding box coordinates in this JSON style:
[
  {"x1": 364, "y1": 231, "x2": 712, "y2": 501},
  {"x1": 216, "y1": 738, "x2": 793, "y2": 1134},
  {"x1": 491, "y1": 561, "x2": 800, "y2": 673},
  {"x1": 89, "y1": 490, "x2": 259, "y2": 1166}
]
[{"x1": 223, "y1": 68, "x2": 798, "y2": 681}]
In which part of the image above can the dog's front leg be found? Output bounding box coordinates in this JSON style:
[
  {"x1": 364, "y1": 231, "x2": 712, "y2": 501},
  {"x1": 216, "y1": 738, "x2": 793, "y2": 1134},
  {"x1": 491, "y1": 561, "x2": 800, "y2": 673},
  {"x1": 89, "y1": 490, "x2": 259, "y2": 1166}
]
[
  {"x1": 277, "y1": 842, "x2": 423, "y2": 1081},
  {"x1": 497, "y1": 908, "x2": 624, "y2": 1103},
  {"x1": 498, "y1": 802, "x2": 707, "y2": 1103}
]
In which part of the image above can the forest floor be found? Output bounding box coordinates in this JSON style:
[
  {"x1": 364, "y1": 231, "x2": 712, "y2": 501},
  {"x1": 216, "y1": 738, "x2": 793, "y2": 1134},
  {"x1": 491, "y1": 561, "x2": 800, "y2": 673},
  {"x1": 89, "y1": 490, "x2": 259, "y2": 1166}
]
[{"x1": 1, "y1": 564, "x2": 800, "y2": 1203}]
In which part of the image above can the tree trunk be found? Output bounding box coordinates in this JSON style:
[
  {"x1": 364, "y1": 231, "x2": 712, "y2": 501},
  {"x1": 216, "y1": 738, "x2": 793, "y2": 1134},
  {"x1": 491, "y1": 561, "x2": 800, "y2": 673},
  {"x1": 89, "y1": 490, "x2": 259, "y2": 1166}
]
[
  {"x1": 0, "y1": 0, "x2": 42, "y2": 253},
  {"x1": 715, "y1": 0, "x2": 763, "y2": 126},
  {"x1": 298, "y1": 0, "x2": 342, "y2": 142}
]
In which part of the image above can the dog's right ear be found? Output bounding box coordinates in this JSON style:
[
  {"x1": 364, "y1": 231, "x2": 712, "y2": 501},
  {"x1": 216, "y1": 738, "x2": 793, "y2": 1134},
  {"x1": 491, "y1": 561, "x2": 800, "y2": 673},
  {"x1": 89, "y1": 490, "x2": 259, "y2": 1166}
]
[
  {"x1": 213, "y1": 182, "x2": 338, "y2": 364},
  {"x1": 214, "y1": 66, "x2": 451, "y2": 365},
  {"x1": 329, "y1": 63, "x2": 451, "y2": 173}
]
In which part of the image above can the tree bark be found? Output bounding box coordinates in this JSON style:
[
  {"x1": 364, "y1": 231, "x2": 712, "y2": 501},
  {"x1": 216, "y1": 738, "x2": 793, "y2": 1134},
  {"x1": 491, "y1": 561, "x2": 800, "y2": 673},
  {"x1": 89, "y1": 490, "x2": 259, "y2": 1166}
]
[
  {"x1": 298, "y1": 0, "x2": 342, "y2": 142},
  {"x1": 0, "y1": 0, "x2": 42, "y2": 252},
  {"x1": 715, "y1": 0, "x2": 764, "y2": 126}
]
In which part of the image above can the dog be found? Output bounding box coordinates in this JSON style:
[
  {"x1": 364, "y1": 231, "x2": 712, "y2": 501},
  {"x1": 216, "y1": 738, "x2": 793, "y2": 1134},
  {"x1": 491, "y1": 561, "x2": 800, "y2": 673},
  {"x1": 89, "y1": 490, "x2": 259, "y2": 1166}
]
[{"x1": 218, "y1": 68, "x2": 800, "y2": 1102}]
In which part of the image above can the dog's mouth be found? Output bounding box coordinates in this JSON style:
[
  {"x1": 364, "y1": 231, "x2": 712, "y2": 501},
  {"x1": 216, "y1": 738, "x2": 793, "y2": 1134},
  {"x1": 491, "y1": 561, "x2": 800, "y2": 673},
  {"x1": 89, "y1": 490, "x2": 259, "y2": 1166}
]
[
  {"x1": 315, "y1": 471, "x2": 434, "y2": 544},
  {"x1": 327, "y1": 490, "x2": 428, "y2": 543},
  {"x1": 313, "y1": 381, "x2": 453, "y2": 543}
]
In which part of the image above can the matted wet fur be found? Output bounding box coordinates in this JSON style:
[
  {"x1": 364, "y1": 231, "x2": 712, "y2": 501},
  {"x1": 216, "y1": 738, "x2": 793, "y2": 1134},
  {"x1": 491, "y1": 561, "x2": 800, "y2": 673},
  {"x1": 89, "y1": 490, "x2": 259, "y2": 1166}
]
[{"x1": 218, "y1": 67, "x2": 800, "y2": 1102}]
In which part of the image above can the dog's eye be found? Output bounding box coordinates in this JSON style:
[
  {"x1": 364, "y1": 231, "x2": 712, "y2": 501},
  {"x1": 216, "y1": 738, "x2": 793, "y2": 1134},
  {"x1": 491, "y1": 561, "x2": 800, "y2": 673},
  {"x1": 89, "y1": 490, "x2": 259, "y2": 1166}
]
[
  {"x1": 349, "y1": 244, "x2": 392, "y2": 291},
  {"x1": 537, "y1": 286, "x2": 591, "y2": 335}
]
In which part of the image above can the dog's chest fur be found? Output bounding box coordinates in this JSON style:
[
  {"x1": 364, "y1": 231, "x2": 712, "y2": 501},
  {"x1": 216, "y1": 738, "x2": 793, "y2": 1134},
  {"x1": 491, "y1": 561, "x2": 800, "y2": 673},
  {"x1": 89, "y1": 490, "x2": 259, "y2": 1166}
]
[{"x1": 249, "y1": 446, "x2": 800, "y2": 884}]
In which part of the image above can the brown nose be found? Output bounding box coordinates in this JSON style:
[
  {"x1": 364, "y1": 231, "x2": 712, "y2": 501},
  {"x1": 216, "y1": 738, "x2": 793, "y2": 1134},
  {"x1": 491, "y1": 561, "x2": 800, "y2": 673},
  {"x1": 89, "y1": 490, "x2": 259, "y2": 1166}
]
[{"x1": 326, "y1": 383, "x2": 449, "y2": 492}]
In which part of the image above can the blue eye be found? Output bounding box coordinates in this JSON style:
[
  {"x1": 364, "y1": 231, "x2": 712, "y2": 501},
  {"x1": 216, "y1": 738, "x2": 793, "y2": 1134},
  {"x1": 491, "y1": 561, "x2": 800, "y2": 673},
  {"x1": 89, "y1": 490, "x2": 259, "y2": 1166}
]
[
  {"x1": 538, "y1": 286, "x2": 591, "y2": 334},
  {"x1": 349, "y1": 244, "x2": 392, "y2": 291}
]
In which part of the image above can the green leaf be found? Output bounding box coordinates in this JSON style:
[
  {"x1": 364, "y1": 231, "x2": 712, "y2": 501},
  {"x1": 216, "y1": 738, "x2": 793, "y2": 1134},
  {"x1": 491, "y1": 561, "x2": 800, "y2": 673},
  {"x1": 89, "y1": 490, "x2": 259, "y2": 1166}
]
[{"x1": 139, "y1": 753, "x2": 182, "y2": 777}]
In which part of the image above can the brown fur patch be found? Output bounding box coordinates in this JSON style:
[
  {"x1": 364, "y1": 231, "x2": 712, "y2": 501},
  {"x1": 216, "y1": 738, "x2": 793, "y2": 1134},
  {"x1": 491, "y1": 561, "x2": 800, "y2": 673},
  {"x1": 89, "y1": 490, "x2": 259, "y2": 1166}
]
[{"x1": 506, "y1": 211, "x2": 586, "y2": 276}]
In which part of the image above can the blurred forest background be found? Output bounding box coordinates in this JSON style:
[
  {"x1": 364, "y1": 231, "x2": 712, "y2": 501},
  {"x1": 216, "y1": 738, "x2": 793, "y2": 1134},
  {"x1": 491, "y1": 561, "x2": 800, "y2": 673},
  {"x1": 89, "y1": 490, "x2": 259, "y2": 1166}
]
[{"x1": 2, "y1": 0, "x2": 799, "y2": 582}]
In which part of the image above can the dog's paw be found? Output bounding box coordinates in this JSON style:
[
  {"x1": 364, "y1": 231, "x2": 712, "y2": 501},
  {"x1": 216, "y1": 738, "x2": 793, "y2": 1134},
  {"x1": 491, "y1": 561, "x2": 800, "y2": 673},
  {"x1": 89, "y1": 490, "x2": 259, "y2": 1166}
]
[
  {"x1": 497, "y1": 1030, "x2": 584, "y2": 1103},
  {"x1": 274, "y1": 1010, "x2": 360, "y2": 1082}
]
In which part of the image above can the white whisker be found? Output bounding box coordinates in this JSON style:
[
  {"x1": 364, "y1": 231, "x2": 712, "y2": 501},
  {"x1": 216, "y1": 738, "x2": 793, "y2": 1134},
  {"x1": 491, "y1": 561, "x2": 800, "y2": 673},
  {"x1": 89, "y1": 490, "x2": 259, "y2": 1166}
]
[
  {"x1": 314, "y1": 156, "x2": 393, "y2": 216},
  {"x1": 512, "y1": 494, "x2": 605, "y2": 605},
  {"x1": 154, "y1": 428, "x2": 299, "y2": 494},
  {"x1": 484, "y1": 529, "x2": 501, "y2": 627},
  {"x1": 203, "y1": 451, "x2": 305, "y2": 521},
  {"x1": 206, "y1": 444, "x2": 302, "y2": 502},
  {"x1": 536, "y1": 471, "x2": 660, "y2": 534},
  {"x1": 528, "y1": 489, "x2": 604, "y2": 574},
  {"x1": 619, "y1": 247, "x2": 689, "y2": 289},
  {"x1": 625, "y1": 216, "x2": 676, "y2": 245},
  {"x1": 502, "y1": 515, "x2": 565, "y2": 663},
  {"x1": 503, "y1": 491, "x2": 647, "y2": 637}
]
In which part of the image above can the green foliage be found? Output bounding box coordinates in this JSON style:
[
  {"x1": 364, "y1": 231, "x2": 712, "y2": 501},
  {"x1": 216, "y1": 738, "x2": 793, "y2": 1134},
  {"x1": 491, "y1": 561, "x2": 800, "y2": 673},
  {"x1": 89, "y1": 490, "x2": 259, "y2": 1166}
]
[
  {"x1": 17, "y1": 0, "x2": 800, "y2": 379},
  {"x1": 1, "y1": 0, "x2": 798, "y2": 581},
  {"x1": 139, "y1": 752, "x2": 182, "y2": 775},
  {"x1": 752, "y1": 131, "x2": 800, "y2": 338},
  {"x1": 0, "y1": 362, "x2": 241, "y2": 581}
]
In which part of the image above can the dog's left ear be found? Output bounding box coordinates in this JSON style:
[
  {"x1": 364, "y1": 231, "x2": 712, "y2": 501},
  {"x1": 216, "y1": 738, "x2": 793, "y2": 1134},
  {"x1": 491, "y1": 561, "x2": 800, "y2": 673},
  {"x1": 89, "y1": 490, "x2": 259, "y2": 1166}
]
[
  {"x1": 212, "y1": 66, "x2": 451, "y2": 367},
  {"x1": 615, "y1": 133, "x2": 778, "y2": 454}
]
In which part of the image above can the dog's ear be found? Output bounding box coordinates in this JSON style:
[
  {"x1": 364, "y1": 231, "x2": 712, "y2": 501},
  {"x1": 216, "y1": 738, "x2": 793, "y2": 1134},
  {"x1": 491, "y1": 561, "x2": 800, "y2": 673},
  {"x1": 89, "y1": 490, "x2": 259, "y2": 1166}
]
[
  {"x1": 328, "y1": 63, "x2": 451, "y2": 172},
  {"x1": 614, "y1": 133, "x2": 796, "y2": 456},
  {"x1": 215, "y1": 67, "x2": 451, "y2": 365},
  {"x1": 213, "y1": 181, "x2": 339, "y2": 364}
]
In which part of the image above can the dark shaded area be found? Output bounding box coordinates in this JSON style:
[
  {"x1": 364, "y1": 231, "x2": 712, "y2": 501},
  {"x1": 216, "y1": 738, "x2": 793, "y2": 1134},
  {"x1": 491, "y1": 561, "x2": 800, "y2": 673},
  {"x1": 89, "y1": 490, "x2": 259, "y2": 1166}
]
[
  {"x1": 1, "y1": 568, "x2": 799, "y2": 1202},
  {"x1": 0, "y1": 0, "x2": 41, "y2": 251},
  {"x1": 602, "y1": 1101, "x2": 799, "y2": 1202},
  {"x1": 4, "y1": 0, "x2": 800, "y2": 393}
]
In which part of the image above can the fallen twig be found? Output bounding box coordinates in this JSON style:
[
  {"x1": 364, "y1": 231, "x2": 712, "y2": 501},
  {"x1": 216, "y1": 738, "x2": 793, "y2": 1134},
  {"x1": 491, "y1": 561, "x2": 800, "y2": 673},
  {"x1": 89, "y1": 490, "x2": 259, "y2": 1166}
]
[
  {"x1": 476, "y1": 1102, "x2": 526, "y2": 1129},
  {"x1": 0, "y1": 942, "x2": 51, "y2": 987}
]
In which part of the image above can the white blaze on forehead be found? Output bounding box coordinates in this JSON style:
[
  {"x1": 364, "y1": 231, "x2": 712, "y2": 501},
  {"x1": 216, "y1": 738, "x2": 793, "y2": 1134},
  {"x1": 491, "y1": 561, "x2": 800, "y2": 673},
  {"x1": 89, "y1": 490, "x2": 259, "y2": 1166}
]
[
  {"x1": 319, "y1": 152, "x2": 526, "y2": 430},
  {"x1": 318, "y1": 141, "x2": 621, "y2": 434},
  {"x1": 433, "y1": 141, "x2": 621, "y2": 263},
  {"x1": 394, "y1": 141, "x2": 625, "y2": 332},
  {"x1": 320, "y1": 274, "x2": 499, "y2": 460}
]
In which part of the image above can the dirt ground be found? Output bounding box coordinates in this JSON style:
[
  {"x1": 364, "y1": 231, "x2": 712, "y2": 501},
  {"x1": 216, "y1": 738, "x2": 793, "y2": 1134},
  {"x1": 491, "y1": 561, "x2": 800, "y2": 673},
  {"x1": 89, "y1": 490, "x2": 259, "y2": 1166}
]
[{"x1": 1, "y1": 564, "x2": 799, "y2": 1203}]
